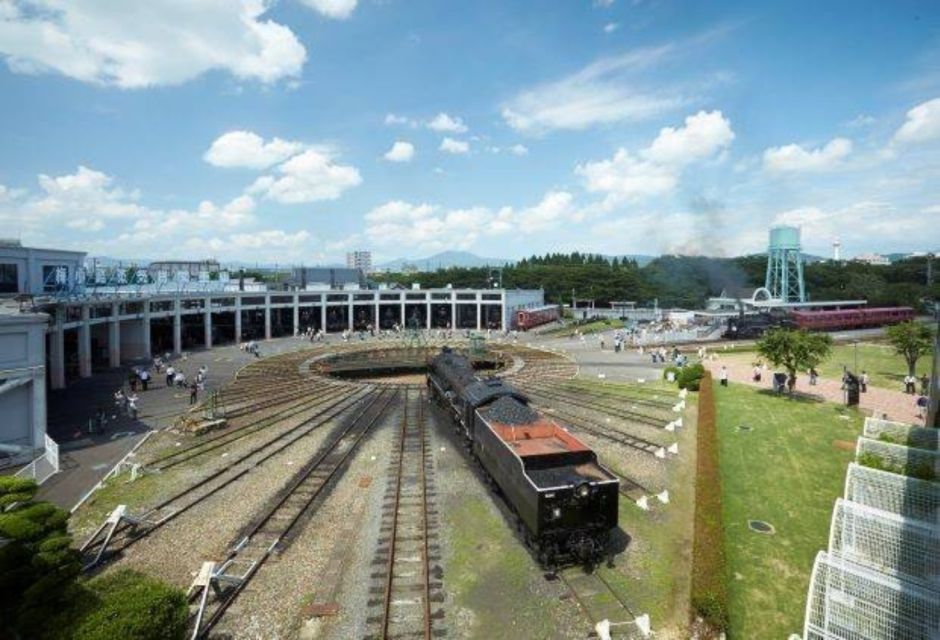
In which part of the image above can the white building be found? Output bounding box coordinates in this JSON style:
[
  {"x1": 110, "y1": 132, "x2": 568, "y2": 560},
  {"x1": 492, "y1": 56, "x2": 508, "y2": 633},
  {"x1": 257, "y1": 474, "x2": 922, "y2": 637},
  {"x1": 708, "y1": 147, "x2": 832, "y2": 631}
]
[
  {"x1": 346, "y1": 250, "x2": 373, "y2": 274},
  {"x1": 0, "y1": 307, "x2": 48, "y2": 463},
  {"x1": 0, "y1": 240, "x2": 86, "y2": 297},
  {"x1": 854, "y1": 253, "x2": 891, "y2": 266}
]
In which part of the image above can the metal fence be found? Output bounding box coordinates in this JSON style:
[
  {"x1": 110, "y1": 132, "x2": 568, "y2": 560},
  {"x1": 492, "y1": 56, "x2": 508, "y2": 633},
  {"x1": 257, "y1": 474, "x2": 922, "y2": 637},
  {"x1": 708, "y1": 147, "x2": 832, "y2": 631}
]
[{"x1": 14, "y1": 434, "x2": 60, "y2": 485}]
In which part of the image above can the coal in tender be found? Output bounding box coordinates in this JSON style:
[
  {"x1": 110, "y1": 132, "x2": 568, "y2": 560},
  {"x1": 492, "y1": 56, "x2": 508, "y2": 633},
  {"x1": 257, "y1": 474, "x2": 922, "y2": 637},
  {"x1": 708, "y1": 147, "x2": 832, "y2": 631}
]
[{"x1": 484, "y1": 396, "x2": 540, "y2": 425}]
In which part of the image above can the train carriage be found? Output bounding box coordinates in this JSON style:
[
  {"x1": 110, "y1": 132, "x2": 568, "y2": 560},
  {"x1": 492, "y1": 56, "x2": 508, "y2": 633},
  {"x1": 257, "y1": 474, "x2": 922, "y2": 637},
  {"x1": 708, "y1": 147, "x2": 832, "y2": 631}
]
[{"x1": 514, "y1": 304, "x2": 561, "y2": 331}]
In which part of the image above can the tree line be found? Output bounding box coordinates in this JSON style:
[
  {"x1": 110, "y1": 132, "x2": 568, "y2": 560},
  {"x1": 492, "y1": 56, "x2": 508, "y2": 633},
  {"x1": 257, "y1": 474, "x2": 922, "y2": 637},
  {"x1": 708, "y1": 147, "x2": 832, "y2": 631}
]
[{"x1": 370, "y1": 253, "x2": 939, "y2": 310}]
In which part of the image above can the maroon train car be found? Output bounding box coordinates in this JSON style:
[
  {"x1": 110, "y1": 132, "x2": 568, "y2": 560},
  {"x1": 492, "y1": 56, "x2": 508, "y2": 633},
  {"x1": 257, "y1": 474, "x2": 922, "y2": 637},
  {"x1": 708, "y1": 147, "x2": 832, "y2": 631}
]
[
  {"x1": 514, "y1": 305, "x2": 560, "y2": 330},
  {"x1": 790, "y1": 307, "x2": 914, "y2": 331}
]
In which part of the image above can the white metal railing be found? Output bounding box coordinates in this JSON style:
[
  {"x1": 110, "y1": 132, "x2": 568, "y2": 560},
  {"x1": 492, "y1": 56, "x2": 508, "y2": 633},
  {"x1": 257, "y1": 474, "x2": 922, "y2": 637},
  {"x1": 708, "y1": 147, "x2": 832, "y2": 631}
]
[{"x1": 14, "y1": 434, "x2": 60, "y2": 485}]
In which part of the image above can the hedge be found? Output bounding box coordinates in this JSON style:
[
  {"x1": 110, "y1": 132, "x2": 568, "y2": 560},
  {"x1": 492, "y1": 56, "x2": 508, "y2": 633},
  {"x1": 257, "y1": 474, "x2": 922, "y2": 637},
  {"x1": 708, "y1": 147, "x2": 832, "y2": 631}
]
[
  {"x1": 690, "y1": 372, "x2": 729, "y2": 631},
  {"x1": 677, "y1": 363, "x2": 706, "y2": 391}
]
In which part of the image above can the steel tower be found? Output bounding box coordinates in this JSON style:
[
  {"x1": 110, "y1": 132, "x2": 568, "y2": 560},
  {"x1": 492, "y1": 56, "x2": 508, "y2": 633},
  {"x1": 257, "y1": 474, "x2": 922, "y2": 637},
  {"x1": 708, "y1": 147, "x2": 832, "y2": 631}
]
[{"x1": 765, "y1": 225, "x2": 806, "y2": 303}]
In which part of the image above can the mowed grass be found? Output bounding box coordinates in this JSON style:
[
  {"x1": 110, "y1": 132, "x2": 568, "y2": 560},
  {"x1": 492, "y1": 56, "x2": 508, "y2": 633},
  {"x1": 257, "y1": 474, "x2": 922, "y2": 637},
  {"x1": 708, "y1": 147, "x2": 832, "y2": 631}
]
[
  {"x1": 542, "y1": 318, "x2": 625, "y2": 337},
  {"x1": 714, "y1": 341, "x2": 916, "y2": 391},
  {"x1": 714, "y1": 384, "x2": 862, "y2": 639}
]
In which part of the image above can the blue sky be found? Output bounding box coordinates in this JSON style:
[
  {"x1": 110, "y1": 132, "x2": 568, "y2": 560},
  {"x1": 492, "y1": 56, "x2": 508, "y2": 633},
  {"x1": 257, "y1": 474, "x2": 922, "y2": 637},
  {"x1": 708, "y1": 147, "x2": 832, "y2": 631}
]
[{"x1": 0, "y1": 0, "x2": 938, "y2": 265}]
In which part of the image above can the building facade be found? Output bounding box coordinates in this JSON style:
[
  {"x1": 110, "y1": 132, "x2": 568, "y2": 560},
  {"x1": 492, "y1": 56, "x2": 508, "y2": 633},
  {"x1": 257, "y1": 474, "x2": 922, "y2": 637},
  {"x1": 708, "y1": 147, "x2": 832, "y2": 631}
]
[
  {"x1": 0, "y1": 309, "x2": 48, "y2": 460},
  {"x1": 346, "y1": 250, "x2": 372, "y2": 273},
  {"x1": 0, "y1": 241, "x2": 87, "y2": 296}
]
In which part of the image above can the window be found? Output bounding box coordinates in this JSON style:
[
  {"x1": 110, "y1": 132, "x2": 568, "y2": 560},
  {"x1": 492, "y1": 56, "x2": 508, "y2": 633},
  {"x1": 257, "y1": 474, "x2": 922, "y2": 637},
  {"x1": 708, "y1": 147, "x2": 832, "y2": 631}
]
[{"x1": 0, "y1": 263, "x2": 17, "y2": 293}]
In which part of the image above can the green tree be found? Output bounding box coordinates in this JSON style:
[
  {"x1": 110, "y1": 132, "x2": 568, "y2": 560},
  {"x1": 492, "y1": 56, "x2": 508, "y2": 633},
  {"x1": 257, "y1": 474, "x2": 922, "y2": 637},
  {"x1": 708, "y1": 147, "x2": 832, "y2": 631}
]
[
  {"x1": 757, "y1": 329, "x2": 833, "y2": 392},
  {"x1": 885, "y1": 321, "x2": 933, "y2": 376},
  {"x1": 0, "y1": 476, "x2": 81, "y2": 635}
]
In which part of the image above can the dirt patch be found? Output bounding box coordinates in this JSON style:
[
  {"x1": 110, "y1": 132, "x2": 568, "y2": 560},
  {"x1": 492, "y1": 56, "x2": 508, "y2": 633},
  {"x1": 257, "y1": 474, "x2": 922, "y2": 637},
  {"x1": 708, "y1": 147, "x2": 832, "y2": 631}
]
[{"x1": 832, "y1": 439, "x2": 856, "y2": 451}]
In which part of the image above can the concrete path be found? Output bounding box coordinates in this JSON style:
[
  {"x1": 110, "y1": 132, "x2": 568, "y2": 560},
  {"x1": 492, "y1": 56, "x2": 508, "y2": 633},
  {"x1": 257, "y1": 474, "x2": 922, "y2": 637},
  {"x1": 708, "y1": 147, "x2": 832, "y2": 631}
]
[
  {"x1": 702, "y1": 358, "x2": 924, "y2": 425},
  {"x1": 535, "y1": 330, "x2": 664, "y2": 382},
  {"x1": 38, "y1": 334, "x2": 319, "y2": 510}
]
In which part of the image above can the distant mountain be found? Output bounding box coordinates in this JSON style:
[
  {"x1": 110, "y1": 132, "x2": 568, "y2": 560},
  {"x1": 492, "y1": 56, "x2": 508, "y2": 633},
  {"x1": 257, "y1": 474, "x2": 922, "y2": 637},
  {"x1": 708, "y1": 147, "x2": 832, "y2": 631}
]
[{"x1": 377, "y1": 251, "x2": 512, "y2": 272}]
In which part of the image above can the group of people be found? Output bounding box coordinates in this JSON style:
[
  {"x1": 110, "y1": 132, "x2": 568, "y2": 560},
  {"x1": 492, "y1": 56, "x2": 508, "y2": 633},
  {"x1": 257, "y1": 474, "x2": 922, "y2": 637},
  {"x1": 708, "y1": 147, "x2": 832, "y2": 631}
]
[{"x1": 903, "y1": 373, "x2": 929, "y2": 396}]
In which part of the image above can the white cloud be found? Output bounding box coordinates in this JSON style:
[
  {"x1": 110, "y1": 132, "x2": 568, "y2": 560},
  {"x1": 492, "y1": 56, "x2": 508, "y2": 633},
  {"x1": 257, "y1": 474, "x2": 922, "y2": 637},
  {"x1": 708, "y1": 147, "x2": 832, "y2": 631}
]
[
  {"x1": 516, "y1": 191, "x2": 579, "y2": 231},
  {"x1": 0, "y1": 0, "x2": 306, "y2": 88},
  {"x1": 427, "y1": 113, "x2": 468, "y2": 133},
  {"x1": 501, "y1": 44, "x2": 683, "y2": 133},
  {"x1": 297, "y1": 0, "x2": 358, "y2": 20},
  {"x1": 249, "y1": 149, "x2": 362, "y2": 203},
  {"x1": 845, "y1": 114, "x2": 875, "y2": 128},
  {"x1": 642, "y1": 110, "x2": 735, "y2": 165},
  {"x1": 576, "y1": 110, "x2": 733, "y2": 202},
  {"x1": 227, "y1": 229, "x2": 311, "y2": 249},
  {"x1": 594, "y1": 0, "x2": 615, "y2": 7},
  {"x1": 508, "y1": 144, "x2": 529, "y2": 156},
  {"x1": 892, "y1": 97, "x2": 940, "y2": 145},
  {"x1": 384, "y1": 113, "x2": 418, "y2": 127},
  {"x1": 603, "y1": 22, "x2": 619, "y2": 34},
  {"x1": 383, "y1": 141, "x2": 415, "y2": 162},
  {"x1": 763, "y1": 138, "x2": 852, "y2": 172},
  {"x1": 439, "y1": 137, "x2": 469, "y2": 154},
  {"x1": 204, "y1": 131, "x2": 304, "y2": 170}
]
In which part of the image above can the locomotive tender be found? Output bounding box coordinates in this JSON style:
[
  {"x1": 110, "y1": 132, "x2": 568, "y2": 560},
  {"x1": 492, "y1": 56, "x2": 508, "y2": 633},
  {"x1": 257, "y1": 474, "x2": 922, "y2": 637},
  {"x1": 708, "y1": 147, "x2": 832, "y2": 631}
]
[{"x1": 427, "y1": 348, "x2": 619, "y2": 566}]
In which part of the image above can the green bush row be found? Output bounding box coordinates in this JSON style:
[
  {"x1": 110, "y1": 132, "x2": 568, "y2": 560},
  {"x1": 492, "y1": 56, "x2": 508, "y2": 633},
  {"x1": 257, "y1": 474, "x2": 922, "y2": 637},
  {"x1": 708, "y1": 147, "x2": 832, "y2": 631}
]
[
  {"x1": 690, "y1": 372, "x2": 730, "y2": 631},
  {"x1": 663, "y1": 363, "x2": 706, "y2": 391}
]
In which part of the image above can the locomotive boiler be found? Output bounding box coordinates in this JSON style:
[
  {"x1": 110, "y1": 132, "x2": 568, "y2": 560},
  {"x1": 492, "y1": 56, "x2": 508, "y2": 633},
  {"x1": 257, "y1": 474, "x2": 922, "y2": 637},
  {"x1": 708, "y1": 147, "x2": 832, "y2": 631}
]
[{"x1": 427, "y1": 348, "x2": 619, "y2": 566}]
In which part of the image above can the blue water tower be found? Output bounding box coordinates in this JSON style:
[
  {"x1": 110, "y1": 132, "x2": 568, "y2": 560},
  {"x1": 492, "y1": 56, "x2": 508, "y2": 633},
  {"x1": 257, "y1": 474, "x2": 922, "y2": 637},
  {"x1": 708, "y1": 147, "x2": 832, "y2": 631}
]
[{"x1": 765, "y1": 226, "x2": 805, "y2": 303}]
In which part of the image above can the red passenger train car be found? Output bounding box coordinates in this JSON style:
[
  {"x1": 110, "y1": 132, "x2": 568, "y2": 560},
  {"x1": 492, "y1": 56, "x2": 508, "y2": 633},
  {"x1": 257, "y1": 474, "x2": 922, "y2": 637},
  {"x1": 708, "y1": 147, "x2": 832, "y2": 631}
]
[
  {"x1": 790, "y1": 307, "x2": 914, "y2": 331},
  {"x1": 515, "y1": 305, "x2": 560, "y2": 330}
]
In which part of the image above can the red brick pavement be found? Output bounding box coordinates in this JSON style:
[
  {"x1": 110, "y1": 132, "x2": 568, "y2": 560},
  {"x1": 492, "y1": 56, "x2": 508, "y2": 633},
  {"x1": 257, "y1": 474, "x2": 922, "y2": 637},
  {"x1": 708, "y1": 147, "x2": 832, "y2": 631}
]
[{"x1": 703, "y1": 358, "x2": 924, "y2": 425}]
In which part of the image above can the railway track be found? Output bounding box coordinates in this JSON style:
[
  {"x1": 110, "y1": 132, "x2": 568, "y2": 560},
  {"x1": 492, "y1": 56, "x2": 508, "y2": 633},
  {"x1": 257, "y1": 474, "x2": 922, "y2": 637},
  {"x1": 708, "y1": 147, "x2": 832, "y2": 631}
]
[
  {"x1": 366, "y1": 389, "x2": 444, "y2": 640},
  {"x1": 188, "y1": 387, "x2": 402, "y2": 639},
  {"x1": 557, "y1": 566, "x2": 645, "y2": 639},
  {"x1": 80, "y1": 387, "x2": 377, "y2": 569},
  {"x1": 552, "y1": 380, "x2": 677, "y2": 409},
  {"x1": 519, "y1": 384, "x2": 671, "y2": 428},
  {"x1": 149, "y1": 385, "x2": 359, "y2": 471}
]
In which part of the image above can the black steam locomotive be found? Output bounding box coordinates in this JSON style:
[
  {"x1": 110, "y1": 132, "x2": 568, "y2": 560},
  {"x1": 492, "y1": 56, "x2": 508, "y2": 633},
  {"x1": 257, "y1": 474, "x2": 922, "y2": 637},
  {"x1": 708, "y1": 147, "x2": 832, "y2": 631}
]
[{"x1": 427, "y1": 348, "x2": 619, "y2": 566}]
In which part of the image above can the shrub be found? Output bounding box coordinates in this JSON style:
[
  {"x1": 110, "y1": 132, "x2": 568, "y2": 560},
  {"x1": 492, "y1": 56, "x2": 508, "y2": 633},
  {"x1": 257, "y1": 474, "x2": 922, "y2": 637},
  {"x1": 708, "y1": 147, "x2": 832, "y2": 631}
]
[
  {"x1": 677, "y1": 363, "x2": 706, "y2": 391},
  {"x1": 690, "y1": 373, "x2": 729, "y2": 632},
  {"x1": 51, "y1": 570, "x2": 188, "y2": 640}
]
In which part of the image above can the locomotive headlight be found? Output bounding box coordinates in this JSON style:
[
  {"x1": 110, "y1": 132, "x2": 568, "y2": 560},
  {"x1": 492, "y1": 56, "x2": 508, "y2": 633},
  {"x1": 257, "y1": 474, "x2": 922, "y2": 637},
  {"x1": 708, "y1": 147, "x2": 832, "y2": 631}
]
[
  {"x1": 576, "y1": 483, "x2": 591, "y2": 499},
  {"x1": 552, "y1": 507, "x2": 561, "y2": 519}
]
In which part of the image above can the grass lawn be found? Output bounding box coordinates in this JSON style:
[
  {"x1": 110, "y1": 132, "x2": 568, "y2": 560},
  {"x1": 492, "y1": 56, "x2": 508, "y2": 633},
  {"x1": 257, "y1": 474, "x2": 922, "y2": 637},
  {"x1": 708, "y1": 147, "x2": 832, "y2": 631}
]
[
  {"x1": 714, "y1": 384, "x2": 862, "y2": 639},
  {"x1": 816, "y1": 342, "x2": 919, "y2": 391},
  {"x1": 542, "y1": 318, "x2": 624, "y2": 337},
  {"x1": 714, "y1": 341, "x2": 918, "y2": 391}
]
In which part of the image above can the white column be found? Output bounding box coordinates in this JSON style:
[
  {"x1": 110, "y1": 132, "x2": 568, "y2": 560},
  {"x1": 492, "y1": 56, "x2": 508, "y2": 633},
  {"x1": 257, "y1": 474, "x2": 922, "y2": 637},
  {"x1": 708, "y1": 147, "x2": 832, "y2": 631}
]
[
  {"x1": 400, "y1": 299, "x2": 405, "y2": 328},
  {"x1": 374, "y1": 299, "x2": 380, "y2": 330},
  {"x1": 425, "y1": 300, "x2": 431, "y2": 330},
  {"x1": 78, "y1": 305, "x2": 91, "y2": 378},
  {"x1": 49, "y1": 308, "x2": 66, "y2": 389},
  {"x1": 173, "y1": 298, "x2": 182, "y2": 355},
  {"x1": 320, "y1": 303, "x2": 326, "y2": 332},
  {"x1": 292, "y1": 293, "x2": 300, "y2": 335},
  {"x1": 451, "y1": 296, "x2": 456, "y2": 331},
  {"x1": 141, "y1": 301, "x2": 151, "y2": 359},
  {"x1": 204, "y1": 298, "x2": 212, "y2": 349},
  {"x1": 264, "y1": 296, "x2": 272, "y2": 340},
  {"x1": 476, "y1": 299, "x2": 482, "y2": 331},
  {"x1": 31, "y1": 370, "x2": 46, "y2": 449},
  {"x1": 235, "y1": 296, "x2": 242, "y2": 343},
  {"x1": 347, "y1": 296, "x2": 354, "y2": 331},
  {"x1": 109, "y1": 302, "x2": 121, "y2": 367}
]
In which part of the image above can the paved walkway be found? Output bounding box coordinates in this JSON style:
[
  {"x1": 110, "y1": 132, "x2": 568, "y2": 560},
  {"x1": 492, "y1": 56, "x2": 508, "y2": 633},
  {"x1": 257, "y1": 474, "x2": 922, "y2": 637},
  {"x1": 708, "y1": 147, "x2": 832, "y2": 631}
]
[
  {"x1": 702, "y1": 357, "x2": 923, "y2": 425},
  {"x1": 38, "y1": 335, "x2": 319, "y2": 510}
]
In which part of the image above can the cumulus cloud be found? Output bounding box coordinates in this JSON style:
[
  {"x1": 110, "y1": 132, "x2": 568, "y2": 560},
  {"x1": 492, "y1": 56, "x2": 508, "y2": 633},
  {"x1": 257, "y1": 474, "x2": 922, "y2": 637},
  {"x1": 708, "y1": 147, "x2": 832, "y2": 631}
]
[
  {"x1": 516, "y1": 191, "x2": 579, "y2": 231},
  {"x1": 892, "y1": 97, "x2": 940, "y2": 145},
  {"x1": 365, "y1": 201, "x2": 512, "y2": 252},
  {"x1": 0, "y1": 0, "x2": 306, "y2": 88},
  {"x1": 763, "y1": 138, "x2": 853, "y2": 172},
  {"x1": 383, "y1": 141, "x2": 415, "y2": 162},
  {"x1": 576, "y1": 110, "x2": 734, "y2": 202},
  {"x1": 508, "y1": 144, "x2": 529, "y2": 156},
  {"x1": 297, "y1": 0, "x2": 358, "y2": 20},
  {"x1": 439, "y1": 137, "x2": 469, "y2": 154},
  {"x1": 603, "y1": 22, "x2": 619, "y2": 34},
  {"x1": 249, "y1": 149, "x2": 362, "y2": 203},
  {"x1": 204, "y1": 131, "x2": 305, "y2": 169},
  {"x1": 384, "y1": 113, "x2": 419, "y2": 127},
  {"x1": 427, "y1": 113, "x2": 468, "y2": 133}
]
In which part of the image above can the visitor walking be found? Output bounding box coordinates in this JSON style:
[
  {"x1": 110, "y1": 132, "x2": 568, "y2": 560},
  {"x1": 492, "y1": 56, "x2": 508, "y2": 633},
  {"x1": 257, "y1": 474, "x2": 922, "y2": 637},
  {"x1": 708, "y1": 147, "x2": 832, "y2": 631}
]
[
  {"x1": 166, "y1": 365, "x2": 175, "y2": 387},
  {"x1": 860, "y1": 371, "x2": 869, "y2": 393},
  {"x1": 904, "y1": 374, "x2": 916, "y2": 394},
  {"x1": 127, "y1": 393, "x2": 138, "y2": 420},
  {"x1": 189, "y1": 382, "x2": 198, "y2": 405},
  {"x1": 139, "y1": 368, "x2": 150, "y2": 391},
  {"x1": 719, "y1": 366, "x2": 729, "y2": 387},
  {"x1": 809, "y1": 367, "x2": 819, "y2": 385},
  {"x1": 921, "y1": 373, "x2": 930, "y2": 396},
  {"x1": 752, "y1": 365, "x2": 762, "y2": 383}
]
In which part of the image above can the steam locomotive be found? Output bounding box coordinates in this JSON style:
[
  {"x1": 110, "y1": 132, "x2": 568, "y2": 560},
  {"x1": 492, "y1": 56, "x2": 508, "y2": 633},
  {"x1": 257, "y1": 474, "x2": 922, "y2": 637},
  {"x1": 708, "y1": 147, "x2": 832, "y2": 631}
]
[{"x1": 427, "y1": 348, "x2": 619, "y2": 566}]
